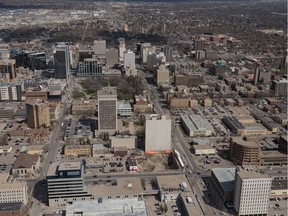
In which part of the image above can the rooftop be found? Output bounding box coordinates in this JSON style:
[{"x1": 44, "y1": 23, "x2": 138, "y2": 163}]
[
  {"x1": 181, "y1": 115, "x2": 211, "y2": 131},
  {"x1": 58, "y1": 162, "x2": 82, "y2": 172},
  {"x1": 212, "y1": 168, "x2": 236, "y2": 192},
  {"x1": 237, "y1": 169, "x2": 271, "y2": 179},
  {"x1": 66, "y1": 198, "x2": 147, "y2": 216}
]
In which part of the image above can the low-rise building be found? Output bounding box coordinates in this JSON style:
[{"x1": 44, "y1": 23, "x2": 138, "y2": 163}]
[
  {"x1": 156, "y1": 175, "x2": 190, "y2": 202},
  {"x1": 202, "y1": 98, "x2": 212, "y2": 107},
  {"x1": 27, "y1": 145, "x2": 44, "y2": 155},
  {"x1": 252, "y1": 111, "x2": 280, "y2": 133},
  {"x1": 109, "y1": 135, "x2": 137, "y2": 149},
  {"x1": 0, "y1": 102, "x2": 18, "y2": 119},
  {"x1": 117, "y1": 101, "x2": 132, "y2": 117},
  {"x1": 192, "y1": 144, "x2": 217, "y2": 155},
  {"x1": 71, "y1": 98, "x2": 96, "y2": 116},
  {"x1": 170, "y1": 97, "x2": 189, "y2": 108},
  {"x1": 64, "y1": 145, "x2": 91, "y2": 157},
  {"x1": 0, "y1": 202, "x2": 23, "y2": 216},
  {"x1": 12, "y1": 154, "x2": 40, "y2": 177},
  {"x1": 92, "y1": 144, "x2": 113, "y2": 158},
  {"x1": 65, "y1": 198, "x2": 147, "y2": 216},
  {"x1": 180, "y1": 115, "x2": 213, "y2": 137}
]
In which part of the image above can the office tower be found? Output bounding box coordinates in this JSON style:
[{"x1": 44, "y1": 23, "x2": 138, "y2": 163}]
[
  {"x1": 271, "y1": 79, "x2": 288, "y2": 96},
  {"x1": 145, "y1": 115, "x2": 171, "y2": 153},
  {"x1": 97, "y1": 87, "x2": 118, "y2": 135},
  {"x1": 136, "y1": 43, "x2": 142, "y2": 55},
  {"x1": 155, "y1": 65, "x2": 170, "y2": 85},
  {"x1": 193, "y1": 39, "x2": 205, "y2": 51},
  {"x1": 77, "y1": 59, "x2": 102, "y2": 77},
  {"x1": 234, "y1": 169, "x2": 272, "y2": 216},
  {"x1": 147, "y1": 52, "x2": 165, "y2": 73},
  {"x1": 93, "y1": 40, "x2": 106, "y2": 56},
  {"x1": 0, "y1": 52, "x2": 16, "y2": 81},
  {"x1": 26, "y1": 99, "x2": 50, "y2": 128},
  {"x1": 210, "y1": 60, "x2": 226, "y2": 76},
  {"x1": 254, "y1": 67, "x2": 271, "y2": 85},
  {"x1": 124, "y1": 50, "x2": 135, "y2": 69},
  {"x1": 27, "y1": 52, "x2": 46, "y2": 70},
  {"x1": 53, "y1": 42, "x2": 70, "y2": 79},
  {"x1": 141, "y1": 43, "x2": 156, "y2": 64},
  {"x1": 106, "y1": 48, "x2": 119, "y2": 68},
  {"x1": 118, "y1": 38, "x2": 126, "y2": 62},
  {"x1": 47, "y1": 161, "x2": 92, "y2": 207},
  {"x1": 164, "y1": 45, "x2": 173, "y2": 61},
  {"x1": 0, "y1": 83, "x2": 22, "y2": 101}
]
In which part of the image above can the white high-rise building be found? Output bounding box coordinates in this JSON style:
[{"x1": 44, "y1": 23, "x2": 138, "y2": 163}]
[
  {"x1": 118, "y1": 38, "x2": 126, "y2": 62},
  {"x1": 124, "y1": 50, "x2": 135, "y2": 70},
  {"x1": 145, "y1": 115, "x2": 171, "y2": 153},
  {"x1": 234, "y1": 169, "x2": 272, "y2": 216}
]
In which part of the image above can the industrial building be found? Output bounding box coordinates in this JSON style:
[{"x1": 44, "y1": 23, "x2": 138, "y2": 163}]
[
  {"x1": 252, "y1": 111, "x2": 280, "y2": 133},
  {"x1": 97, "y1": 87, "x2": 118, "y2": 135},
  {"x1": 180, "y1": 115, "x2": 213, "y2": 137},
  {"x1": 211, "y1": 168, "x2": 236, "y2": 203},
  {"x1": 234, "y1": 170, "x2": 272, "y2": 216},
  {"x1": 145, "y1": 114, "x2": 171, "y2": 153},
  {"x1": 77, "y1": 58, "x2": 102, "y2": 77}
]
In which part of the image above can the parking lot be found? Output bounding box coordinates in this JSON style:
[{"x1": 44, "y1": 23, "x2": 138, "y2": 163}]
[{"x1": 268, "y1": 198, "x2": 288, "y2": 216}]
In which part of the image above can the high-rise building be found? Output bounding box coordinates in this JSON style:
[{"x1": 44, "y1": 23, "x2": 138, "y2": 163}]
[
  {"x1": 210, "y1": 60, "x2": 226, "y2": 76},
  {"x1": 193, "y1": 39, "x2": 205, "y2": 51},
  {"x1": 106, "y1": 48, "x2": 119, "y2": 68},
  {"x1": 141, "y1": 43, "x2": 155, "y2": 64},
  {"x1": 26, "y1": 99, "x2": 50, "y2": 128},
  {"x1": 47, "y1": 161, "x2": 92, "y2": 207},
  {"x1": 155, "y1": 65, "x2": 170, "y2": 85},
  {"x1": 77, "y1": 58, "x2": 102, "y2": 77},
  {"x1": 271, "y1": 79, "x2": 288, "y2": 96},
  {"x1": 27, "y1": 52, "x2": 47, "y2": 70},
  {"x1": 124, "y1": 50, "x2": 135, "y2": 69},
  {"x1": 122, "y1": 23, "x2": 129, "y2": 32},
  {"x1": 53, "y1": 43, "x2": 70, "y2": 79},
  {"x1": 164, "y1": 45, "x2": 173, "y2": 61},
  {"x1": 0, "y1": 59, "x2": 16, "y2": 82},
  {"x1": 0, "y1": 83, "x2": 22, "y2": 101},
  {"x1": 78, "y1": 50, "x2": 94, "y2": 62},
  {"x1": 254, "y1": 67, "x2": 271, "y2": 85},
  {"x1": 118, "y1": 38, "x2": 126, "y2": 62},
  {"x1": 234, "y1": 169, "x2": 272, "y2": 216},
  {"x1": 147, "y1": 52, "x2": 165, "y2": 72},
  {"x1": 97, "y1": 87, "x2": 118, "y2": 135},
  {"x1": 145, "y1": 114, "x2": 171, "y2": 153},
  {"x1": 93, "y1": 40, "x2": 106, "y2": 56}
]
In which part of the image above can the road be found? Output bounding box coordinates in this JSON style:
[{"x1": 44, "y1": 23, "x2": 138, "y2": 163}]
[{"x1": 138, "y1": 66, "x2": 219, "y2": 216}]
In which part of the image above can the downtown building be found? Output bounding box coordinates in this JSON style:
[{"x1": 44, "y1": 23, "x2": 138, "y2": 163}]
[
  {"x1": 77, "y1": 58, "x2": 102, "y2": 77},
  {"x1": 47, "y1": 161, "x2": 92, "y2": 207},
  {"x1": 0, "y1": 83, "x2": 22, "y2": 101},
  {"x1": 145, "y1": 114, "x2": 171, "y2": 154},
  {"x1": 234, "y1": 169, "x2": 272, "y2": 216},
  {"x1": 97, "y1": 87, "x2": 118, "y2": 135},
  {"x1": 26, "y1": 99, "x2": 50, "y2": 128},
  {"x1": 53, "y1": 42, "x2": 70, "y2": 79}
]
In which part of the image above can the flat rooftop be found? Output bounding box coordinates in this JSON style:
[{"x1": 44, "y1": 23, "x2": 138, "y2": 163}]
[
  {"x1": 237, "y1": 169, "x2": 271, "y2": 179},
  {"x1": 66, "y1": 198, "x2": 147, "y2": 216},
  {"x1": 58, "y1": 162, "x2": 82, "y2": 171},
  {"x1": 212, "y1": 168, "x2": 236, "y2": 192},
  {"x1": 181, "y1": 115, "x2": 211, "y2": 131},
  {"x1": 156, "y1": 174, "x2": 191, "y2": 193},
  {"x1": 89, "y1": 177, "x2": 143, "y2": 197},
  {"x1": 97, "y1": 88, "x2": 117, "y2": 97}
]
